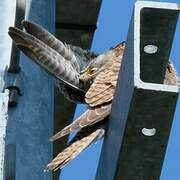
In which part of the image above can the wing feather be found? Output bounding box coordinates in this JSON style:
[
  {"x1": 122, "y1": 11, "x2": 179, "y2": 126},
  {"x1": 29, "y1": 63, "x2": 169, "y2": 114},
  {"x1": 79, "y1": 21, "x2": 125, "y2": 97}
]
[
  {"x1": 8, "y1": 27, "x2": 86, "y2": 92},
  {"x1": 22, "y1": 21, "x2": 81, "y2": 72},
  {"x1": 22, "y1": 20, "x2": 96, "y2": 71},
  {"x1": 46, "y1": 127, "x2": 105, "y2": 171},
  {"x1": 50, "y1": 102, "x2": 111, "y2": 141},
  {"x1": 85, "y1": 58, "x2": 121, "y2": 107}
]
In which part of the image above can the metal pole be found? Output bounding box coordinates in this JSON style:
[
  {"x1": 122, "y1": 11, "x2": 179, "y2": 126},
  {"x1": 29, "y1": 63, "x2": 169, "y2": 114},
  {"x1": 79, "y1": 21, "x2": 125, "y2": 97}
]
[
  {"x1": 96, "y1": 1, "x2": 179, "y2": 180},
  {"x1": 8, "y1": 0, "x2": 26, "y2": 73},
  {"x1": 0, "y1": 0, "x2": 55, "y2": 180},
  {"x1": 0, "y1": 91, "x2": 9, "y2": 180},
  {"x1": 0, "y1": 0, "x2": 16, "y2": 74},
  {"x1": 0, "y1": 1, "x2": 16, "y2": 179}
]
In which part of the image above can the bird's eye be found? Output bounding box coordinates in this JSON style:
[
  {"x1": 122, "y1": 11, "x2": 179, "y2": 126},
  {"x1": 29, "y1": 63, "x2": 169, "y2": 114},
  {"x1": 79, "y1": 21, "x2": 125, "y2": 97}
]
[{"x1": 89, "y1": 67, "x2": 97, "y2": 75}]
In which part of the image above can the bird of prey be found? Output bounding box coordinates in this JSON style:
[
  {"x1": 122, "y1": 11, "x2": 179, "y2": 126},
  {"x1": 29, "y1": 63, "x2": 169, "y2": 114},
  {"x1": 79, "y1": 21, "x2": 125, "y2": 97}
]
[{"x1": 8, "y1": 21, "x2": 179, "y2": 171}]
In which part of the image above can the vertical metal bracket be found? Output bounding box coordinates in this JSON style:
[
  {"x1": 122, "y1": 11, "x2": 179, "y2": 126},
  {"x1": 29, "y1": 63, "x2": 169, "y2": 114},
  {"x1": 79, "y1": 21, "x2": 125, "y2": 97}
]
[
  {"x1": 4, "y1": 69, "x2": 23, "y2": 107},
  {"x1": 5, "y1": 0, "x2": 25, "y2": 107},
  {"x1": 96, "y1": 1, "x2": 180, "y2": 180}
]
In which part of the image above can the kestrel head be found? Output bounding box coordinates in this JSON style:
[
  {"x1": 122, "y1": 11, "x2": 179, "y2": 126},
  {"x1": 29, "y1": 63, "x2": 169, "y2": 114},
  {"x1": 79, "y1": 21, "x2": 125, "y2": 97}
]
[
  {"x1": 79, "y1": 54, "x2": 108, "y2": 89},
  {"x1": 79, "y1": 42, "x2": 125, "y2": 89}
]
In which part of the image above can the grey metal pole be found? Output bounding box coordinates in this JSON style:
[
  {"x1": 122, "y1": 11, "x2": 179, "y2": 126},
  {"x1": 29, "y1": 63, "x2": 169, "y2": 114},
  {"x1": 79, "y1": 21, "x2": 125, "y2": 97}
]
[
  {"x1": 0, "y1": 0, "x2": 55, "y2": 180},
  {"x1": 0, "y1": 0, "x2": 16, "y2": 74},
  {"x1": 8, "y1": 0, "x2": 26, "y2": 73},
  {"x1": 0, "y1": 91, "x2": 9, "y2": 180},
  {"x1": 0, "y1": 1, "x2": 16, "y2": 179}
]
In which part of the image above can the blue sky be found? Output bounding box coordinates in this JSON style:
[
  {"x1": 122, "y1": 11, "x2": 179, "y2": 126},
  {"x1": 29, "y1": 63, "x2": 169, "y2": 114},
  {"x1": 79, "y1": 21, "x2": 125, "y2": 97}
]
[{"x1": 60, "y1": 0, "x2": 180, "y2": 180}]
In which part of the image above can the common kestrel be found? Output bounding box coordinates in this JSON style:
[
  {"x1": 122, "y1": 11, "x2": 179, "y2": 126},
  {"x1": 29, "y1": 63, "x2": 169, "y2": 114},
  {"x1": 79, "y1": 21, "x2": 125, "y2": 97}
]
[{"x1": 8, "y1": 21, "x2": 178, "y2": 171}]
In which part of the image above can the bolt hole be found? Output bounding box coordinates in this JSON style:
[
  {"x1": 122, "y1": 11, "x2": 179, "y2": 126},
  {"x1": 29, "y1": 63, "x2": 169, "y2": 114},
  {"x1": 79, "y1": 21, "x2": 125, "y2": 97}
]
[
  {"x1": 143, "y1": 45, "x2": 158, "y2": 54},
  {"x1": 142, "y1": 128, "x2": 156, "y2": 136}
]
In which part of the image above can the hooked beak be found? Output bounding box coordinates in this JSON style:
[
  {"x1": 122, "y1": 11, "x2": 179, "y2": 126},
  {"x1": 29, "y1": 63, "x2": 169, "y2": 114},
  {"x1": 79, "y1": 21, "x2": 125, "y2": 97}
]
[{"x1": 79, "y1": 69, "x2": 89, "y2": 82}]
